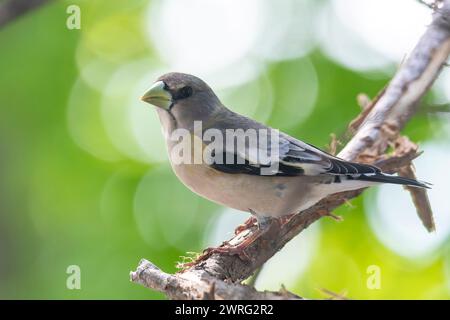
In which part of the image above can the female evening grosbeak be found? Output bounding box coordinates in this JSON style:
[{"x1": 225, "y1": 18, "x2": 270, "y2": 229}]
[{"x1": 141, "y1": 72, "x2": 429, "y2": 253}]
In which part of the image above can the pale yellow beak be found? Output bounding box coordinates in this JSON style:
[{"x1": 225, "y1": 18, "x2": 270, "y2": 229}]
[{"x1": 140, "y1": 81, "x2": 172, "y2": 109}]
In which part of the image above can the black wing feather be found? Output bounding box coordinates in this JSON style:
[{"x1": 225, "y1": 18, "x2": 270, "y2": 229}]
[{"x1": 207, "y1": 135, "x2": 382, "y2": 177}]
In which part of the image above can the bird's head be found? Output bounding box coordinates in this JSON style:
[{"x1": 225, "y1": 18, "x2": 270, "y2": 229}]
[{"x1": 141, "y1": 73, "x2": 222, "y2": 128}]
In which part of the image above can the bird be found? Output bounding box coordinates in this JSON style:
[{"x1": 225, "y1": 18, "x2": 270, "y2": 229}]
[{"x1": 140, "y1": 72, "x2": 430, "y2": 254}]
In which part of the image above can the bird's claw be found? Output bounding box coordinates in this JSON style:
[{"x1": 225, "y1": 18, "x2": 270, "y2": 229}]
[
  {"x1": 234, "y1": 216, "x2": 258, "y2": 235},
  {"x1": 179, "y1": 214, "x2": 296, "y2": 270},
  {"x1": 202, "y1": 244, "x2": 252, "y2": 261}
]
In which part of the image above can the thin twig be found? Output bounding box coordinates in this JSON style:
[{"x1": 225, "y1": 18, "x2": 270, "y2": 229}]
[{"x1": 0, "y1": 0, "x2": 52, "y2": 28}]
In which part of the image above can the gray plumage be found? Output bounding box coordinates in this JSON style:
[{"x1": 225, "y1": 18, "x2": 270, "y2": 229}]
[{"x1": 141, "y1": 72, "x2": 429, "y2": 220}]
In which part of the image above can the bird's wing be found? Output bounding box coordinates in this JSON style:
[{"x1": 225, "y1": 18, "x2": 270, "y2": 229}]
[
  {"x1": 208, "y1": 130, "x2": 381, "y2": 177},
  {"x1": 278, "y1": 134, "x2": 382, "y2": 176}
]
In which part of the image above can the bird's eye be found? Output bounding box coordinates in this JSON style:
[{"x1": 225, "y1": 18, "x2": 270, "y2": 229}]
[{"x1": 175, "y1": 86, "x2": 193, "y2": 100}]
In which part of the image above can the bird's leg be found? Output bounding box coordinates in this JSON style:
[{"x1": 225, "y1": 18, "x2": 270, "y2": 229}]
[{"x1": 256, "y1": 215, "x2": 273, "y2": 230}]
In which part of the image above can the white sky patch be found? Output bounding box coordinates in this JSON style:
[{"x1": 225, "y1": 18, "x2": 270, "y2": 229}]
[
  {"x1": 198, "y1": 57, "x2": 264, "y2": 91},
  {"x1": 253, "y1": 0, "x2": 318, "y2": 62},
  {"x1": 332, "y1": 0, "x2": 430, "y2": 62},
  {"x1": 217, "y1": 72, "x2": 274, "y2": 124},
  {"x1": 434, "y1": 69, "x2": 450, "y2": 106},
  {"x1": 254, "y1": 223, "x2": 319, "y2": 292},
  {"x1": 317, "y1": 2, "x2": 391, "y2": 72},
  {"x1": 146, "y1": 0, "x2": 264, "y2": 88},
  {"x1": 366, "y1": 142, "x2": 450, "y2": 262},
  {"x1": 318, "y1": 0, "x2": 431, "y2": 72}
]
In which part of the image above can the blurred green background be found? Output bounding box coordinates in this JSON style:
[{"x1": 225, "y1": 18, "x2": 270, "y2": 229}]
[{"x1": 0, "y1": 0, "x2": 449, "y2": 299}]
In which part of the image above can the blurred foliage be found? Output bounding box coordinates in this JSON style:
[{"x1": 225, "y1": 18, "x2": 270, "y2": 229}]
[{"x1": 0, "y1": 0, "x2": 448, "y2": 299}]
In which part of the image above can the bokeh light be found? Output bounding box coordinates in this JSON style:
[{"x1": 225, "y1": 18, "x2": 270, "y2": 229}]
[
  {"x1": 255, "y1": 223, "x2": 320, "y2": 292},
  {"x1": 146, "y1": 0, "x2": 264, "y2": 87},
  {"x1": 0, "y1": 0, "x2": 448, "y2": 299},
  {"x1": 367, "y1": 142, "x2": 450, "y2": 260}
]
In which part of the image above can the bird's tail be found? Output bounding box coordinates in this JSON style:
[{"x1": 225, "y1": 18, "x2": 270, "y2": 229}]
[{"x1": 351, "y1": 173, "x2": 431, "y2": 189}]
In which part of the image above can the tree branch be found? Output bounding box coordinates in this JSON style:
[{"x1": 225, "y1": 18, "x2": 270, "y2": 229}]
[
  {"x1": 339, "y1": 1, "x2": 450, "y2": 161},
  {"x1": 131, "y1": 1, "x2": 450, "y2": 299},
  {"x1": 130, "y1": 259, "x2": 302, "y2": 300},
  {"x1": 0, "y1": 0, "x2": 52, "y2": 28}
]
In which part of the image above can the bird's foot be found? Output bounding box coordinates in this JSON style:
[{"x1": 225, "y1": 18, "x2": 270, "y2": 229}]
[
  {"x1": 200, "y1": 218, "x2": 276, "y2": 261},
  {"x1": 234, "y1": 216, "x2": 258, "y2": 235},
  {"x1": 234, "y1": 210, "x2": 290, "y2": 236},
  {"x1": 202, "y1": 242, "x2": 253, "y2": 261},
  {"x1": 178, "y1": 214, "x2": 294, "y2": 269}
]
